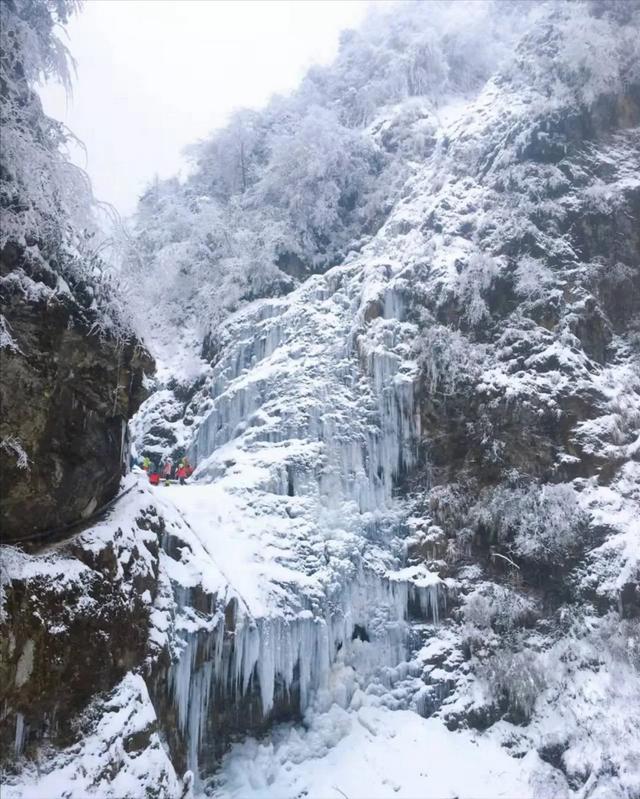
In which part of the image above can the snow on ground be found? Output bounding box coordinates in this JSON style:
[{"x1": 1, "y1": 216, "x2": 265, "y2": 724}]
[
  {"x1": 216, "y1": 696, "x2": 539, "y2": 799},
  {"x1": 3, "y1": 674, "x2": 184, "y2": 799},
  {"x1": 151, "y1": 479, "x2": 328, "y2": 618},
  {"x1": 5, "y1": 6, "x2": 640, "y2": 795},
  {"x1": 578, "y1": 460, "x2": 640, "y2": 598}
]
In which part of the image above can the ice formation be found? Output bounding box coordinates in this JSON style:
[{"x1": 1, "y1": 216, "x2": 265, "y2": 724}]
[
  {"x1": 189, "y1": 266, "x2": 420, "y2": 512},
  {"x1": 2, "y1": 2, "x2": 639, "y2": 797},
  {"x1": 168, "y1": 574, "x2": 443, "y2": 780},
  {"x1": 159, "y1": 260, "x2": 442, "y2": 781}
]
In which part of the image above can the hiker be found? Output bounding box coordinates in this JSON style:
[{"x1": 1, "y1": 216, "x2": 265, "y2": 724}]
[
  {"x1": 177, "y1": 462, "x2": 187, "y2": 485},
  {"x1": 142, "y1": 456, "x2": 151, "y2": 472},
  {"x1": 183, "y1": 456, "x2": 194, "y2": 478},
  {"x1": 148, "y1": 465, "x2": 160, "y2": 486},
  {"x1": 162, "y1": 459, "x2": 173, "y2": 483}
]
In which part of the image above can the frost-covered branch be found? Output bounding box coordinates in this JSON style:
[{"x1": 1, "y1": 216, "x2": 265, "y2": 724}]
[
  {"x1": 0, "y1": 436, "x2": 31, "y2": 471},
  {"x1": 0, "y1": 0, "x2": 134, "y2": 341}
]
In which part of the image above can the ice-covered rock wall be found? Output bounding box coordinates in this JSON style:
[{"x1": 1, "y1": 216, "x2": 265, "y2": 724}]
[
  {"x1": 159, "y1": 259, "x2": 442, "y2": 782},
  {"x1": 166, "y1": 569, "x2": 441, "y2": 781},
  {"x1": 189, "y1": 264, "x2": 420, "y2": 512}
]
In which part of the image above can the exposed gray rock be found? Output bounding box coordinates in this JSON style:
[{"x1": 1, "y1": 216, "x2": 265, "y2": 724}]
[{"x1": 0, "y1": 246, "x2": 153, "y2": 542}]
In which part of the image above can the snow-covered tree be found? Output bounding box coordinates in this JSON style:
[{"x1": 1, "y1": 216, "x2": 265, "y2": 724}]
[
  {"x1": 0, "y1": 0, "x2": 132, "y2": 337},
  {"x1": 121, "y1": 0, "x2": 541, "y2": 359},
  {"x1": 471, "y1": 482, "x2": 590, "y2": 567}
]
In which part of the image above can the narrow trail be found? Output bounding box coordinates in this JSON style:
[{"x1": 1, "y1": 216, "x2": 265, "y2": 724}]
[
  {"x1": 8, "y1": 480, "x2": 139, "y2": 551},
  {"x1": 10, "y1": 472, "x2": 258, "y2": 625},
  {"x1": 8, "y1": 471, "x2": 192, "y2": 551}
]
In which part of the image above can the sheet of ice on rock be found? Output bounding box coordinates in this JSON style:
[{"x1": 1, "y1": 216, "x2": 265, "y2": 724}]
[
  {"x1": 215, "y1": 701, "x2": 538, "y2": 799},
  {"x1": 152, "y1": 478, "x2": 353, "y2": 618}
]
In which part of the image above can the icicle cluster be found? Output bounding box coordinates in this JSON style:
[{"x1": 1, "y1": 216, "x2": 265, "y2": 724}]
[
  {"x1": 167, "y1": 568, "x2": 443, "y2": 781},
  {"x1": 168, "y1": 265, "x2": 438, "y2": 782},
  {"x1": 189, "y1": 269, "x2": 421, "y2": 514}
]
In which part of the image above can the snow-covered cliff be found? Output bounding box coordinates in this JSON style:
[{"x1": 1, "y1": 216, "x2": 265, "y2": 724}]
[{"x1": 2, "y1": 1, "x2": 639, "y2": 798}]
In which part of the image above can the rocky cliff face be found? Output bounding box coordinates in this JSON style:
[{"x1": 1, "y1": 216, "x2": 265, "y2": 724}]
[
  {"x1": 0, "y1": 0, "x2": 153, "y2": 543},
  {"x1": 0, "y1": 485, "x2": 189, "y2": 796},
  {"x1": 0, "y1": 490, "x2": 159, "y2": 758},
  {"x1": 0, "y1": 243, "x2": 152, "y2": 542}
]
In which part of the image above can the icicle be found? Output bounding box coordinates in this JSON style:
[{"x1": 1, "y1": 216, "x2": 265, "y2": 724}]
[
  {"x1": 14, "y1": 713, "x2": 25, "y2": 757},
  {"x1": 166, "y1": 565, "x2": 445, "y2": 787},
  {"x1": 189, "y1": 278, "x2": 421, "y2": 517}
]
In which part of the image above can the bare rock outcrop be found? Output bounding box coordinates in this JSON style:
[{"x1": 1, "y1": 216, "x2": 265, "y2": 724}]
[{"x1": 0, "y1": 245, "x2": 153, "y2": 542}]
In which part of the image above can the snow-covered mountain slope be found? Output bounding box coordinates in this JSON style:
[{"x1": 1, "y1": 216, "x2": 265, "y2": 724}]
[
  {"x1": 2, "y1": 251, "x2": 448, "y2": 792},
  {"x1": 121, "y1": 0, "x2": 540, "y2": 375},
  {"x1": 2, "y1": 1, "x2": 640, "y2": 798},
  {"x1": 132, "y1": 251, "x2": 448, "y2": 785}
]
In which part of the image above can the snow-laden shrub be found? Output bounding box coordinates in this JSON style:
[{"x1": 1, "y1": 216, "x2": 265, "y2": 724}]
[
  {"x1": 0, "y1": 0, "x2": 133, "y2": 340},
  {"x1": 121, "y1": 182, "x2": 286, "y2": 350},
  {"x1": 463, "y1": 583, "x2": 537, "y2": 633},
  {"x1": 455, "y1": 253, "x2": 503, "y2": 326},
  {"x1": 452, "y1": 526, "x2": 474, "y2": 559},
  {"x1": 462, "y1": 613, "x2": 640, "y2": 788},
  {"x1": 428, "y1": 483, "x2": 471, "y2": 533},
  {"x1": 514, "y1": 256, "x2": 556, "y2": 299},
  {"x1": 531, "y1": 614, "x2": 640, "y2": 792},
  {"x1": 0, "y1": 0, "x2": 88, "y2": 248},
  {"x1": 0, "y1": 314, "x2": 20, "y2": 352},
  {"x1": 505, "y1": 1, "x2": 640, "y2": 106},
  {"x1": 417, "y1": 319, "x2": 487, "y2": 395},
  {"x1": 574, "y1": 364, "x2": 640, "y2": 462},
  {"x1": 257, "y1": 107, "x2": 381, "y2": 262},
  {"x1": 471, "y1": 483, "x2": 590, "y2": 567},
  {"x1": 324, "y1": 0, "x2": 531, "y2": 126},
  {"x1": 0, "y1": 0, "x2": 78, "y2": 89},
  {"x1": 478, "y1": 648, "x2": 546, "y2": 722},
  {"x1": 0, "y1": 435, "x2": 30, "y2": 471},
  {"x1": 122, "y1": 109, "x2": 387, "y2": 351}
]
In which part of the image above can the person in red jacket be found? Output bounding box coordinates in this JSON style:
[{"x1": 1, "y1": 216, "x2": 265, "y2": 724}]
[{"x1": 177, "y1": 463, "x2": 187, "y2": 485}]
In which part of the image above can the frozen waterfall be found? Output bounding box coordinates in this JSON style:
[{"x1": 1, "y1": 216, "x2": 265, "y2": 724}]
[
  {"x1": 189, "y1": 268, "x2": 421, "y2": 513},
  {"x1": 165, "y1": 263, "x2": 442, "y2": 782},
  {"x1": 167, "y1": 569, "x2": 442, "y2": 780}
]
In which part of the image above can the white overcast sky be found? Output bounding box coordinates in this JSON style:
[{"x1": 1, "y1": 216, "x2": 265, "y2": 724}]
[{"x1": 41, "y1": 0, "x2": 374, "y2": 217}]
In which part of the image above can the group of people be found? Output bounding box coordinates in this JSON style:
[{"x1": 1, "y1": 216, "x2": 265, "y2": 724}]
[{"x1": 141, "y1": 456, "x2": 193, "y2": 486}]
